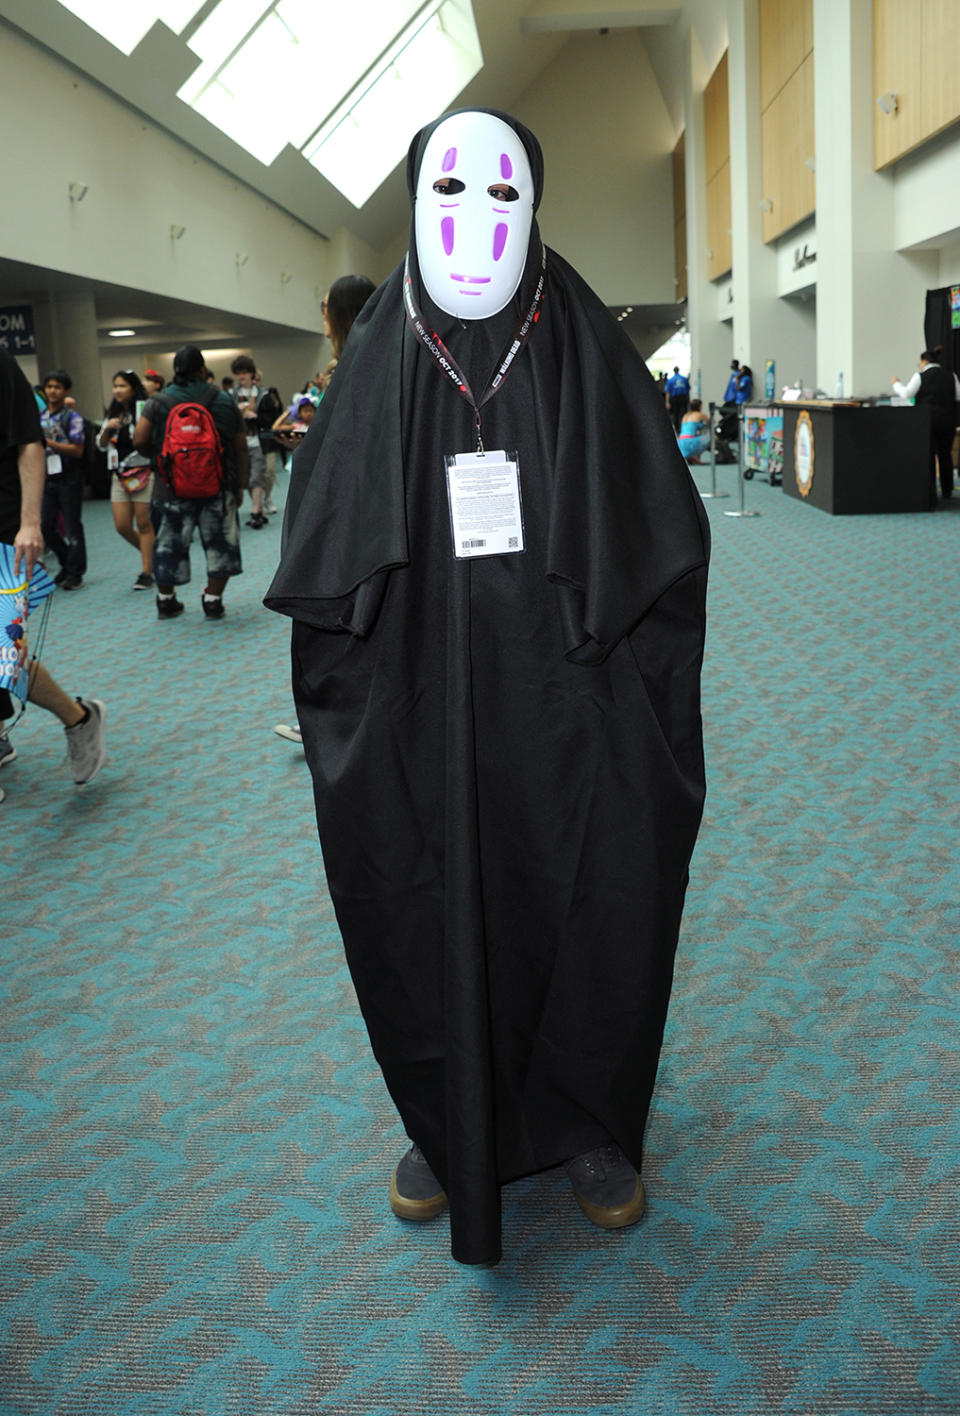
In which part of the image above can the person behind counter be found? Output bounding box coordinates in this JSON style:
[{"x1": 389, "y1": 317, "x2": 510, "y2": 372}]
[{"x1": 892, "y1": 347, "x2": 960, "y2": 502}]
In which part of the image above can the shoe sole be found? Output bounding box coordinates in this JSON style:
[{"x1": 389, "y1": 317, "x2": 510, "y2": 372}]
[
  {"x1": 389, "y1": 1171, "x2": 448, "y2": 1222},
  {"x1": 571, "y1": 1177, "x2": 646, "y2": 1231},
  {"x1": 0, "y1": 750, "x2": 15, "y2": 768}
]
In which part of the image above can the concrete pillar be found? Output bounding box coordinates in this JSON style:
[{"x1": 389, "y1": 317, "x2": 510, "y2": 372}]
[
  {"x1": 813, "y1": 0, "x2": 937, "y2": 397},
  {"x1": 683, "y1": 22, "x2": 732, "y2": 405},
  {"x1": 728, "y1": 0, "x2": 825, "y2": 395},
  {"x1": 33, "y1": 290, "x2": 104, "y2": 420}
]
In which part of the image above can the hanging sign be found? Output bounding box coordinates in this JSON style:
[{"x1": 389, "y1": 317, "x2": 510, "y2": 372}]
[{"x1": 0, "y1": 306, "x2": 36, "y2": 355}]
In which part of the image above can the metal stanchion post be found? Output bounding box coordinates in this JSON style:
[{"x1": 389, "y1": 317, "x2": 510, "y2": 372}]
[
  {"x1": 724, "y1": 405, "x2": 760, "y2": 517},
  {"x1": 700, "y1": 400, "x2": 729, "y2": 499}
]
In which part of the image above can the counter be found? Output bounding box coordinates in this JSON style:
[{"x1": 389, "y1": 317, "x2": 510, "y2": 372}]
[{"x1": 779, "y1": 402, "x2": 931, "y2": 514}]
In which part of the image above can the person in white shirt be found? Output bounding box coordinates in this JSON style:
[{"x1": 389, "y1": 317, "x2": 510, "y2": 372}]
[{"x1": 892, "y1": 347, "x2": 960, "y2": 502}]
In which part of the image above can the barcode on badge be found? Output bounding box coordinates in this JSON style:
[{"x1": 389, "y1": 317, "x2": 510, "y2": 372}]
[
  {"x1": 462, "y1": 538, "x2": 486, "y2": 548},
  {"x1": 508, "y1": 536, "x2": 518, "y2": 548}
]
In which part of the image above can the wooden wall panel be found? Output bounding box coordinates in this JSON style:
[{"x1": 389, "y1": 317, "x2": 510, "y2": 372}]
[
  {"x1": 673, "y1": 131, "x2": 686, "y2": 222},
  {"x1": 761, "y1": 53, "x2": 816, "y2": 241},
  {"x1": 704, "y1": 52, "x2": 729, "y2": 183},
  {"x1": 874, "y1": 0, "x2": 926, "y2": 167},
  {"x1": 706, "y1": 160, "x2": 732, "y2": 280},
  {"x1": 674, "y1": 212, "x2": 687, "y2": 301},
  {"x1": 921, "y1": 0, "x2": 960, "y2": 145},
  {"x1": 673, "y1": 131, "x2": 686, "y2": 301},
  {"x1": 759, "y1": 0, "x2": 813, "y2": 110},
  {"x1": 874, "y1": 0, "x2": 960, "y2": 169}
]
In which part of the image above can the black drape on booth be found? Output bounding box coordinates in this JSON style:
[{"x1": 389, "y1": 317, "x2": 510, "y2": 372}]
[{"x1": 924, "y1": 287, "x2": 960, "y2": 373}]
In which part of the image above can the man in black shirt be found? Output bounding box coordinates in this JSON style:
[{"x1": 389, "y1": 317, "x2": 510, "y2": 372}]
[{"x1": 0, "y1": 350, "x2": 107, "y2": 791}]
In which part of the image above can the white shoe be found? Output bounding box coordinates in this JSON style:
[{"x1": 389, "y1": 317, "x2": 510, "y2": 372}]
[
  {"x1": 65, "y1": 698, "x2": 106, "y2": 784},
  {"x1": 273, "y1": 722, "x2": 302, "y2": 744},
  {"x1": 264, "y1": 499, "x2": 278, "y2": 515}
]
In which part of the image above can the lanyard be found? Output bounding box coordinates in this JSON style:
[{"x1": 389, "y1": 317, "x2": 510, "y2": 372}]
[{"x1": 402, "y1": 246, "x2": 547, "y2": 452}]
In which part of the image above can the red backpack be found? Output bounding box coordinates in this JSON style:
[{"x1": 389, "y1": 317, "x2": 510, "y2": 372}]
[{"x1": 159, "y1": 387, "x2": 225, "y2": 498}]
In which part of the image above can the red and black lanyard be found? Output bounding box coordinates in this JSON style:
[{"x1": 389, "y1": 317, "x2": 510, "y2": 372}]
[{"x1": 402, "y1": 246, "x2": 547, "y2": 452}]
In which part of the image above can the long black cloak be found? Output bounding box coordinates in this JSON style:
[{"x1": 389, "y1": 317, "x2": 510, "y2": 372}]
[{"x1": 266, "y1": 112, "x2": 710, "y2": 1266}]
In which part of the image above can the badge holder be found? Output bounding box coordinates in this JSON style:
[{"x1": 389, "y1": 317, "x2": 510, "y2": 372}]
[{"x1": 444, "y1": 450, "x2": 525, "y2": 560}]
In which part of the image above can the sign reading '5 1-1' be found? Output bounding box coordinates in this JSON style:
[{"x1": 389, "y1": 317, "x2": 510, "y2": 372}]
[{"x1": 0, "y1": 307, "x2": 36, "y2": 355}]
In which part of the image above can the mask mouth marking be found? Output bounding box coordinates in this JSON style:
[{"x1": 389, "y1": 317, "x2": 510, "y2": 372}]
[{"x1": 450, "y1": 274, "x2": 491, "y2": 284}]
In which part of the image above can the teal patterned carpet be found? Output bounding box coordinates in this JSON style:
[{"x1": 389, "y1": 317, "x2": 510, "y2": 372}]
[{"x1": 1, "y1": 463, "x2": 958, "y2": 1415}]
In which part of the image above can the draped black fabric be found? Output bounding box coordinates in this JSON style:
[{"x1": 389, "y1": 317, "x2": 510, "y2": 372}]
[{"x1": 265, "y1": 112, "x2": 710, "y2": 1265}]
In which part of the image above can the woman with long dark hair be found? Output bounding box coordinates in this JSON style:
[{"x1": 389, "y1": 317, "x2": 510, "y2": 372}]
[
  {"x1": 271, "y1": 274, "x2": 375, "y2": 746},
  {"x1": 98, "y1": 369, "x2": 155, "y2": 589},
  {"x1": 323, "y1": 275, "x2": 377, "y2": 363}
]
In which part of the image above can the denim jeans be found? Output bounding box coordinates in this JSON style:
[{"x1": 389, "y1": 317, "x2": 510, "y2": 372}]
[{"x1": 41, "y1": 465, "x2": 87, "y2": 579}]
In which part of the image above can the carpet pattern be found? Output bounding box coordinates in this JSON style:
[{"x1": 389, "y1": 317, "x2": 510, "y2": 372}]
[{"x1": 1, "y1": 465, "x2": 958, "y2": 1415}]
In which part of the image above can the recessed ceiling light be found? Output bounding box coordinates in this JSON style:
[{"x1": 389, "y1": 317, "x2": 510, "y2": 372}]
[{"x1": 108, "y1": 328, "x2": 136, "y2": 337}]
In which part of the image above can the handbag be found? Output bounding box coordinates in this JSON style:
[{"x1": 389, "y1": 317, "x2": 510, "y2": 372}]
[{"x1": 116, "y1": 452, "x2": 152, "y2": 494}]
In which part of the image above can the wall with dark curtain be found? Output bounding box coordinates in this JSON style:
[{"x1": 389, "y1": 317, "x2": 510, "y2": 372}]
[{"x1": 924, "y1": 288, "x2": 960, "y2": 374}]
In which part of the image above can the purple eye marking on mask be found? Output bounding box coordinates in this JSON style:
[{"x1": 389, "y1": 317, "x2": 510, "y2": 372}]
[
  {"x1": 493, "y1": 222, "x2": 509, "y2": 262},
  {"x1": 442, "y1": 147, "x2": 457, "y2": 172},
  {"x1": 500, "y1": 153, "x2": 513, "y2": 180},
  {"x1": 441, "y1": 216, "x2": 455, "y2": 256}
]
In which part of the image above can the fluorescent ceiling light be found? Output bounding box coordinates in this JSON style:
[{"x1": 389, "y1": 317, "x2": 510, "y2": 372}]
[
  {"x1": 108, "y1": 329, "x2": 136, "y2": 337},
  {"x1": 303, "y1": 0, "x2": 483, "y2": 208},
  {"x1": 55, "y1": 0, "x2": 203, "y2": 55}
]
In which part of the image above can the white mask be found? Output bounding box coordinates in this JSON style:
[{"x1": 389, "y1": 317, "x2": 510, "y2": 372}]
[{"x1": 414, "y1": 112, "x2": 535, "y2": 321}]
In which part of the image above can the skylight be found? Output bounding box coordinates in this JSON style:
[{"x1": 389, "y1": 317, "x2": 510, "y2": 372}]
[
  {"x1": 53, "y1": 0, "x2": 483, "y2": 209},
  {"x1": 179, "y1": 0, "x2": 427, "y2": 167},
  {"x1": 303, "y1": 3, "x2": 483, "y2": 208}
]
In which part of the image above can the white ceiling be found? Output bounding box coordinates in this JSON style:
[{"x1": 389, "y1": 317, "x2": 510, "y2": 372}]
[{"x1": 0, "y1": 0, "x2": 684, "y2": 353}]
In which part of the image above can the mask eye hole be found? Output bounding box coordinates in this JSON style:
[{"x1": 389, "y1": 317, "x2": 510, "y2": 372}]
[
  {"x1": 433, "y1": 177, "x2": 465, "y2": 195},
  {"x1": 487, "y1": 184, "x2": 519, "y2": 202}
]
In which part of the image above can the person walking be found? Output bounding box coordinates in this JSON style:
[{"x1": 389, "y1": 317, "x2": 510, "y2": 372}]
[
  {"x1": 98, "y1": 369, "x2": 155, "y2": 590},
  {"x1": 133, "y1": 345, "x2": 247, "y2": 620},
  {"x1": 665, "y1": 365, "x2": 690, "y2": 432},
  {"x1": 39, "y1": 369, "x2": 87, "y2": 591},
  {"x1": 0, "y1": 351, "x2": 106, "y2": 797}
]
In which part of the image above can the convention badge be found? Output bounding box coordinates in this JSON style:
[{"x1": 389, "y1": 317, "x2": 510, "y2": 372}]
[
  {"x1": 107, "y1": 443, "x2": 119, "y2": 471},
  {"x1": 46, "y1": 452, "x2": 63, "y2": 475},
  {"x1": 444, "y1": 450, "x2": 524, "y2": 559}
]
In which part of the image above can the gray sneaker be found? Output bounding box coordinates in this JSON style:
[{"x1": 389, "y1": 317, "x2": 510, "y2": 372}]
[
  {"x1": 65, "y1": 698, "x2": 106, "y2": 785},
  {"x1": 389, "y1": 1143, "x2": 448, "y2": 1221},
  {"x1": 564, "y1": 1143, "x2": 646, "y2": 1230},
  {"x1": 0, "y1": 730, "x2": 15, "y2": 768}
]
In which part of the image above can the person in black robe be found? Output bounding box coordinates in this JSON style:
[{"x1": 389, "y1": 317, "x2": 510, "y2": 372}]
[{"x1": 265, "y1": 110, "x2": 710, "y2": 1267}]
